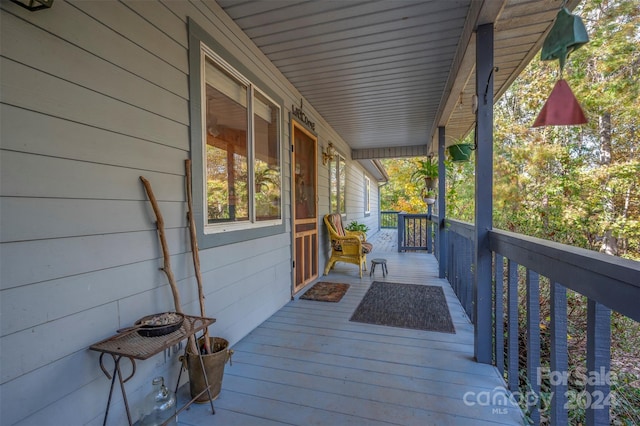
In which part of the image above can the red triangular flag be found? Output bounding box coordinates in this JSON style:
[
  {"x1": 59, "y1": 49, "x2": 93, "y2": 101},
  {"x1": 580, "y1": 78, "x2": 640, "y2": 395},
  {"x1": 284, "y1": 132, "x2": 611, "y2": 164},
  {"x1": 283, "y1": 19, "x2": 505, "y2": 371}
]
[{"x1": 532, "y1": 79, "x2": 587, "y2": 127}]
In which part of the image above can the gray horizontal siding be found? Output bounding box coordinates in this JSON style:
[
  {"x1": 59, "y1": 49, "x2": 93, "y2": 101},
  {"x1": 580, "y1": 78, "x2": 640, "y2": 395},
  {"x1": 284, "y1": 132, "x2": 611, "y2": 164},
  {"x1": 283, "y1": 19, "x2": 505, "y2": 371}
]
[
  {"x1": 1, "y1": 256, "x2": 180, "y2": 336},
  {"x1": 0, "y1": 228, "x2": 185, "y2": 290},
  {"x1": 72, "y1": 0, "x2": 189, "y2": 74},
  {"x1": 1, "y1": 58, "x2": 188, "y2": 148},
  {"x1": 0, "y1": 105, "x2": 187, "y2": 174},
  {"x1": 0, "y1": 151, "x2": 186, "y2": 200},
  {"x1": 4, "y1": 0, "x2": 188, "y2": 98},
  {"x1": 0, "y1": 1, "x2": 296, "y2": 424},
  {"x1": 1, "y1": 11, "x2": 189, "y2": 125},
  {"x1": 0, "y1": 197, "x2": 186, "y2": 242}
]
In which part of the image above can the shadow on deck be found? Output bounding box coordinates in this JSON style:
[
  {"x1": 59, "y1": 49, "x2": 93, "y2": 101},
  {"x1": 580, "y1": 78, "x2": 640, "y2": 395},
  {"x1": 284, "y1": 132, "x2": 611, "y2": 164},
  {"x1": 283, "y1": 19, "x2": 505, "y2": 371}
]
[{"x1": 177, "y1": 229, "x2": 523, "y2": 425}]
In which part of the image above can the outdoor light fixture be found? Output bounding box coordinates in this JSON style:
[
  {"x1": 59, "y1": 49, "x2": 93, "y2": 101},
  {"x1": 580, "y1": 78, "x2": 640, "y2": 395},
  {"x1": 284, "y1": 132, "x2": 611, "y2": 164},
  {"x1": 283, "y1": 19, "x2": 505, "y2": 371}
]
[
  {"x1": 10, "y1": 0, "x2": 53, "y2": 11},
  {"x1": 322, "y1": 142, "x2": 336, "y2": 165}
]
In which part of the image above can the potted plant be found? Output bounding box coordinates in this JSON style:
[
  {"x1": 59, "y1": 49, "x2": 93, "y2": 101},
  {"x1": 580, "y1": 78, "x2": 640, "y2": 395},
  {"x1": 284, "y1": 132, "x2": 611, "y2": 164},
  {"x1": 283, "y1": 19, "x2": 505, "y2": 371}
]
[
  {"x1": 411, "y1": 156, "x2": 438, "y2": 189},
  {"x1": 421, "y1": 188, "x2": 437, "y2": 205},
  {"x1": 345, "y1": 221, "x2": 370, "y2": 233},
  {"x1": 447, "y1": 143, "x2": 474, "y2": 162}
]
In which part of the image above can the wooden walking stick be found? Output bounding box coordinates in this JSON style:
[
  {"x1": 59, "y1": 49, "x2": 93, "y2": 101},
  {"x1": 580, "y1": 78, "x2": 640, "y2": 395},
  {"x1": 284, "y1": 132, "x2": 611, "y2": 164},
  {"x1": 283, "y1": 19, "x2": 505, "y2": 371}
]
[
  {"x1": 140, "y1": 176, "x2": 199, "y2": 356},
  {"x1": 185, "y1": 159, "x2": 211, "y2": 354}
]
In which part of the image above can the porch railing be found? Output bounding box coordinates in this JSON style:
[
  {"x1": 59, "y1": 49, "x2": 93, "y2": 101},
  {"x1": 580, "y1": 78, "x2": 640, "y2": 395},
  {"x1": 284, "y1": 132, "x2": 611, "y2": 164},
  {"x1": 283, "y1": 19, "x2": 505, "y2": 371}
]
[
  {"x1": 397, "y1": 213, "x2": 435, "y2": 252},
  {"x1": 445, "y1": 219, "x2": 475, "y2": 322},
  {"x1": 435, "y1": 218, "x2": 640, "y2": 426},
  {"x1": 380, "y1": 210, "x2": 400, "y2": 228}
]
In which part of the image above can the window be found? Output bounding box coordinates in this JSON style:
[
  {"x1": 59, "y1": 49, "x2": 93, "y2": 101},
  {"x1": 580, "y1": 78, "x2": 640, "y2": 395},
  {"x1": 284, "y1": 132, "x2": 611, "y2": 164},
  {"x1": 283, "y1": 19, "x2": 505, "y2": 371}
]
[
  {"x1": 330, "y1": 154, "x2": 346, "y2": 214},
  {"x1": 202, "y1": 48, "x2": 281, "y2": 232},
  {"x1": 365, "y1": 176, "x2": 371, "y2": 215},
  {"x1": 188, "y1": 19, "x2": 285, "y2": 248}
]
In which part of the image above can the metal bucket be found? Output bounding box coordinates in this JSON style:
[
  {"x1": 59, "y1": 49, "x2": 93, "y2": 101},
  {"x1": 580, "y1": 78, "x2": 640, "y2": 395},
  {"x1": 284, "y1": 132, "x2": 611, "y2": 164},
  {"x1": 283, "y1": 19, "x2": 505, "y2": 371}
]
[{"x1": 183, "y1": 337, "x2": 232, "y2": 403}]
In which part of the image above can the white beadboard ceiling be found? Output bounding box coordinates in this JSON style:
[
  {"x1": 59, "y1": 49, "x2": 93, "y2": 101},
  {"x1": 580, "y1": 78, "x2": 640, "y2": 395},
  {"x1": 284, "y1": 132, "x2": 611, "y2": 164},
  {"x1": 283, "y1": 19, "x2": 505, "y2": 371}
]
[{"x1": 216, "y1": 0, "x2": 580, "y2": 158}]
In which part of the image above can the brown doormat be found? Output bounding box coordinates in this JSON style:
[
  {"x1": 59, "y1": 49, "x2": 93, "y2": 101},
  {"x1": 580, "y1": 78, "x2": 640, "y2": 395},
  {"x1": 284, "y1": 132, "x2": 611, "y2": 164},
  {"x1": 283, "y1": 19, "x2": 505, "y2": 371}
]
[
  {"x1": 350, "y1": 282, "x2": 455, "y2": 333},
  {"x1": 300, "y1": 282, "x2": 350, "y2": 302}
]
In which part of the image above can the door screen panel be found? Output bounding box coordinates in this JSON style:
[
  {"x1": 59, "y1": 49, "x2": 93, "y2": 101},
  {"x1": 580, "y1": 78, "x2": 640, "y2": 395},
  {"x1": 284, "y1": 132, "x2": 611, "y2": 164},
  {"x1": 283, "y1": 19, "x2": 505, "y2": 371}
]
[{"x1": 292, "y1": 123, "x2": 318, "y2": 292}]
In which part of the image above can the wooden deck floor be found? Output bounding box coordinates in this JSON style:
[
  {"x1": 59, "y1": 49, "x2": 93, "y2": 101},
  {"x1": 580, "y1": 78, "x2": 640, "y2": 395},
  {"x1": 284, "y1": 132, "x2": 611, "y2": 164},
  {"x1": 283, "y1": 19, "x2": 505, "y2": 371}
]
[{"x1": 176, "y1": 230, "x2": 523, "y2": 425}]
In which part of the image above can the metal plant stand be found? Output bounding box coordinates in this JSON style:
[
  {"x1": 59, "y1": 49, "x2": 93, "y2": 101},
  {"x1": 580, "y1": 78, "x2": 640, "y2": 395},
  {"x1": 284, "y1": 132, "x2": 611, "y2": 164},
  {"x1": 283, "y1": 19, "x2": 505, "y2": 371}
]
[{"x1": 90, "y1": 315, "x2": 216, "y2": 426}]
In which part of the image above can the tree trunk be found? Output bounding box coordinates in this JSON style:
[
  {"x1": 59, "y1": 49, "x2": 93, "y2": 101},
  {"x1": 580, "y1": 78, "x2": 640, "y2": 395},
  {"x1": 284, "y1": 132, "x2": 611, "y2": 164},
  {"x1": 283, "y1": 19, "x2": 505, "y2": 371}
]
[
  {"x1": 598, "y1": 112, "x2": 618, "y2": 256},
  {"x1": 600, "y1": 230, "x2": 619, "y2": 256}
]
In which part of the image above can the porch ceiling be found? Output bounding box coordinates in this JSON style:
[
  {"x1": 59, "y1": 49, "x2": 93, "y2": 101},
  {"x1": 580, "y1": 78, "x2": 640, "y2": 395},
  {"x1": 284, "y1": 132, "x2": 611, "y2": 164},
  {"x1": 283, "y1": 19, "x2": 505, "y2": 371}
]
[{"x1": 216, "y1": 0, "x2": 580, "y2": 158}]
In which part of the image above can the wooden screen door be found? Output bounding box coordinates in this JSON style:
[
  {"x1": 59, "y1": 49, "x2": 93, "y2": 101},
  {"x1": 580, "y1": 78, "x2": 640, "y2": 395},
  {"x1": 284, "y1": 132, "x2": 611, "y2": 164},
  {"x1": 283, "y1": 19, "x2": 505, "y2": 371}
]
[{"x1": 292, "y1": 121, "x2": 318, "y2": 293}]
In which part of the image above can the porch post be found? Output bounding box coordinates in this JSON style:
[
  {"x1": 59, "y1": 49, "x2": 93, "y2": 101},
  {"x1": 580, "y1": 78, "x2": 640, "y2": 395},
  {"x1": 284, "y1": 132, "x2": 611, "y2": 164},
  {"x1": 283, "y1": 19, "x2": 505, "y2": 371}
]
[
  {"x1": 437, "y1": 126, "x2": 447, "y2": 278},
  {"x1": 474, "y1": 23, "x2": 494, "y2": 364}
]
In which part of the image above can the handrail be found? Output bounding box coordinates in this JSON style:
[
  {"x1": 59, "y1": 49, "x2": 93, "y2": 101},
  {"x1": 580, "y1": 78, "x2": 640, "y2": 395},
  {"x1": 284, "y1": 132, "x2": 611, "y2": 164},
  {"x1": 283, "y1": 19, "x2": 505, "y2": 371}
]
[
  {"x1": 489, "y1": 229, "x2": 640, "y2": 322},
  {"x1": 443, "y1": 218, "x2": 475, "y2": 321},
  {"x1": 380, "y1": 210, "x2": 400, "y2": 228},
  {"x1": 434, "y1": 219, "x2": 640, "y2": 425},
  {"x1": 447, "y1": 218, "x2": 475, "y2": 241},
  {"x1": 397, "y1": 213, "x2": 432, "y2": 252}
]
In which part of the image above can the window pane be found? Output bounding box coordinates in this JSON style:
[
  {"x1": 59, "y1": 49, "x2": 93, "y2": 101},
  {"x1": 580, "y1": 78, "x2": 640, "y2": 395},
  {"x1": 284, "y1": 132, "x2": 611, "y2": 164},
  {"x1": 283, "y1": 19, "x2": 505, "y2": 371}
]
[
  {"x1": 330, "y1": 158, "x2": 338, "y2": 212},
  {"x1": 254, "y1": 91, "x2": 281, "y2": 221},
  {"x1": 294, "y1": 130, "x2": 316, "y2": 219},
  {"x1": 338, "y1": 157, "x2": 346, "y2": 214},
  {"x1": 365, "y1": 176, "x2": 371, "y2": 213},
  {"x1": 204, "y1": 57, "x2": 249, "y2": 223},
  {"x1": 330, "y1": 156, "x2": 346, "y2": 214}
]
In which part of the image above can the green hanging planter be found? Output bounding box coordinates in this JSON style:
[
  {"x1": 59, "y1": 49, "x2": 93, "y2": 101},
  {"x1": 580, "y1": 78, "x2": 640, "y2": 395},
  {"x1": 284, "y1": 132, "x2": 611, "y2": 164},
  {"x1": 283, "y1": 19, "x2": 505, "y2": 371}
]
[{"x1": 447, "y1": 143, "x2": 473, "y2": 162}]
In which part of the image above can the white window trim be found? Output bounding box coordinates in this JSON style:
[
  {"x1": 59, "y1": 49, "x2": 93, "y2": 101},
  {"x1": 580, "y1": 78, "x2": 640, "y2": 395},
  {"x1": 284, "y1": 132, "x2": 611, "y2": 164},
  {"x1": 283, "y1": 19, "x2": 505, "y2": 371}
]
[{"x1": 200, "y1": 43, "x2": 283, "y2": 235}]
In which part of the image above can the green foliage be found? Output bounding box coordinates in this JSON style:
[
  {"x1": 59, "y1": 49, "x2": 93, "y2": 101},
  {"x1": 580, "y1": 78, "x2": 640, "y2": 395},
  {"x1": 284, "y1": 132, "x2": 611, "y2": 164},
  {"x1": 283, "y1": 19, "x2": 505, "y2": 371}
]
[
  {"x1": 345, "y1": 221, "x2": 369, "y2": 233},
  {"x1": 491, "y1": 0, "x2": 640, "y2": 260},
  {"x1": 422, "y1": 188, "x2": 437, "y2": 199},
  {"x1": 444, "y1": 134, "x2": 476, "y2": 221},
  {"x1": 380, "y1": 158, "x2": 431, "y2": 213},
  {"x1": 410, "y1": 156, "x2": 439, "y2": 181}
]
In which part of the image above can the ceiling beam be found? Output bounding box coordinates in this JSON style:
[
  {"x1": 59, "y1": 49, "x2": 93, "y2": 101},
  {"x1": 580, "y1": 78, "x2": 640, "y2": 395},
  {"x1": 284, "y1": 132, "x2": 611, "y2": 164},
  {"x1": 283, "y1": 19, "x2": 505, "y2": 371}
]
[{"x1": 352, "y1": 145, "x2": 428, "y2": 160}]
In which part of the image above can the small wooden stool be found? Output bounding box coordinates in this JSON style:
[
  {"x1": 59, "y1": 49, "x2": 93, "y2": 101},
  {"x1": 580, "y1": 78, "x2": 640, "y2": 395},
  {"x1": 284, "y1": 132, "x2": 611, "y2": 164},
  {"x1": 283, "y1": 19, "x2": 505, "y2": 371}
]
[{"x1": 370, "y1": 258, "x2": 388, "y2": 277}]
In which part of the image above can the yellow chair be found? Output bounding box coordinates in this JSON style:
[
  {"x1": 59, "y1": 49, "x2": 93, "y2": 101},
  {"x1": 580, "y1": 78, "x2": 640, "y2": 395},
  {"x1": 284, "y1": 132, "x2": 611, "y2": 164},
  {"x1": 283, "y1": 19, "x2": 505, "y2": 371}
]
[{"x1": 324, "y1": 214, "x2": 373, "y2": 278}]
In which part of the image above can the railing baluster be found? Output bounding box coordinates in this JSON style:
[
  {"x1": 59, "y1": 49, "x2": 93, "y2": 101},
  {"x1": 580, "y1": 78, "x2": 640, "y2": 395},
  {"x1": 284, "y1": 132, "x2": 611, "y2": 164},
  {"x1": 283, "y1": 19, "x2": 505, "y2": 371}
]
[
  {"x1": 458, "y1": 234, "x2": 465, "y2": 313},
  {"x1": 466, "y1": 236, "x2": 474, "y2": 322},
  {"x1": 453, "y1": 233, "x2": 459, "y2": 295},
  {"x1": 397, "y1": 213, "x2": 404, "y2": 252},
  {"x1": 412, "y1": 217, "x2": 417, "y2": 247},
  {"x1": 426, "y1": 212, "x2": 432, "y2": 253},
  {"x1": 507, "y1": 259, "x2": 519, "y2": 392},
  {"x1": 526, "y1": 269, "x2": 540, "y2": 425},
  {"x1": 494, "y1": 254, "x2": 504, "y2": 376},
  {"x1": 586, "y1": 299, "x2": 611, "y2": 426},
  {"x1": 550, "y1": 281, "x2": 568, "y2": 425},
  {"x1": 457, "y1": 233, "x2": 463, "y2": 301},
  {"x1": 447, "y1": 233, "x2": 453, "y2": 288},
  {"x1": 461, "y1": 234, "x2": 467, "y2": 314}
]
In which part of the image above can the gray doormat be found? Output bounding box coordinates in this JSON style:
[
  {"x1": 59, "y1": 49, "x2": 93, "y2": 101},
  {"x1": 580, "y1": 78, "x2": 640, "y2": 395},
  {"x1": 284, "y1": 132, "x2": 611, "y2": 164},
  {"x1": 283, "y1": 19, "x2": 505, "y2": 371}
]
[{"x1": 350, "y1": 282, "x2": 456, "y2": 333}]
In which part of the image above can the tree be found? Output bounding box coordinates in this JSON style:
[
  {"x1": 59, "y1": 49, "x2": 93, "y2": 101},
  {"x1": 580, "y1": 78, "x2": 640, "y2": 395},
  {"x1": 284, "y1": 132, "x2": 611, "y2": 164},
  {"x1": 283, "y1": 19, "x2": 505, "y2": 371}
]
[
  {"x1": 380, "y1": 158, "x2": 431, "y2": 213},
  {"x1": 492, "y1": 0, "x2": 640, "y2": 259}
]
